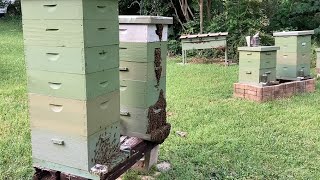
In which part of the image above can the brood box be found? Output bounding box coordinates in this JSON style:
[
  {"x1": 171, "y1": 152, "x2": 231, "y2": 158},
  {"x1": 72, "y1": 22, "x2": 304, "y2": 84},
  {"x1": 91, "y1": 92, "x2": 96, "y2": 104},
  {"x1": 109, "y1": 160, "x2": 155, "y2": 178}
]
[
  {"x1": 238, "y1": 46, "x2": 279, "y2": 86},
  {"x1": 274, "y1": 30, "x2": 314, "y2": 80}
]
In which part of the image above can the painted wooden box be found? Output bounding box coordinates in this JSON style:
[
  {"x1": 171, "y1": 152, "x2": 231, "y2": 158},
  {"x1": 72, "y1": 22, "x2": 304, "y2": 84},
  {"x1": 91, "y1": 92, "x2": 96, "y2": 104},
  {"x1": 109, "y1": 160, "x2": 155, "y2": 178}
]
[
  {"x1": 274, "y1": 30, "x2": 314, "y2": 80},
  {"x1": 180, "y1": 33, "x2": 228, "y2": 51},
  {"x1": 29, "y1": 91, "x2": 119, "y2": 137},
  {"x1": 317, "y1": 49, "x2": 320, "y2": 70},
  {"x1": 120, "y1": 78, "x2": 166, "y2": 109},
  {"x1": 119, "y1": 16, "x2": 173, "y2": 42},
  {"x1": 23, "y1": 19, "x2": 119, "y2": 48},
  {"x1": 21, "y1": 0, "x2": 118, "y2": 21},
  {"x1": 120, "y1": 60, "x2": 166, "y2": 82},
  {"x1": 277, "y1": 64, "x2": 311, "y2": 80},
  {"x1": 120, "y1": 42, "x2": 167, "y2": 63},
  {"x1": 27, "y1": 68, "x2": 119, "y2": 100},
  {"x1": 31, "y1": 121, "x2": 120, "y2": 172},
  {"x1": 25, "y1": 45, "x2": 119, "y2": 74},
  {"x1": 238, "y1": 46, "x2": 279, "y2": 86}
]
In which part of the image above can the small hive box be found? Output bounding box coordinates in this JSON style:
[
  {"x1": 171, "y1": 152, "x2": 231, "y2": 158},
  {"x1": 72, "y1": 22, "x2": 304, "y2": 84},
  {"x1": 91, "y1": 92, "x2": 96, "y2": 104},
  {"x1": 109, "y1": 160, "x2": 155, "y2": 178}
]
[
  {"x1": 274, "y1": 30, "x2": 314, "y2": 80},
  {"x1": 238, "y1": 46, "x2": 279, "y2": 86},
  {"x1": 119, "y1": 16, "x2": 173, "y2": 143}
]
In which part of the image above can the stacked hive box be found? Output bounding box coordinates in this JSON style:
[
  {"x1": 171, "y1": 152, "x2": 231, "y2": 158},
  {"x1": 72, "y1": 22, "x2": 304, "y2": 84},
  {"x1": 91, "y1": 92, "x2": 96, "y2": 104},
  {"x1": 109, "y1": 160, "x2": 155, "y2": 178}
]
[
  {"x1": 316, "y1": 48, "x2": 320, "y2": 76},
  {"x1": 238, "y1": 46, "x2": 279, "y2": 86},
  {"x1": 274, "y1": 30, "x2": 314, "y2": 80},
  {"x1": 119, "y1": 16, "x2": 173, "y2": 143},
  {"x1": 21, "y1": 0, "x2": 123, "y2": 178}
]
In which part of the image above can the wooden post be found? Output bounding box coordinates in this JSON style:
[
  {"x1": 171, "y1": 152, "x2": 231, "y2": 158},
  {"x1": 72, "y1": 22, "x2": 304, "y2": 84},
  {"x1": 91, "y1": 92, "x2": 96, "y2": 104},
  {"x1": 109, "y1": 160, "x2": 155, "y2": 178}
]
[{"x1": 132, "y1": 145, "x2": 159, "y2": 172}]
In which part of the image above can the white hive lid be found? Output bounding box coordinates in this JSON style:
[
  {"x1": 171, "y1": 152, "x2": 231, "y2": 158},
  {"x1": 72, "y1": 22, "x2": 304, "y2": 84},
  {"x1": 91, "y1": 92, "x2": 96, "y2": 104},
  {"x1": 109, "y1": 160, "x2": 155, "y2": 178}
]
[
  {"x1": 119, "y1": 16, "x2": 173, "y2": 25},
  {"x1": 238, "y1": 46, "x2": 280, "y2": 52},
  {"x1": 273, "y1": 30, "x2": 314, "y2": 37}
]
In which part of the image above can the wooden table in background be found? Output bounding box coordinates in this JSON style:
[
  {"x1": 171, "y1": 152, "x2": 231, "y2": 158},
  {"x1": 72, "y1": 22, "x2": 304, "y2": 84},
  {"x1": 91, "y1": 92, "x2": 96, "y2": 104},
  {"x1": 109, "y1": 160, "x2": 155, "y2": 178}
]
[{"x1": 180, "y1": 32, "x2": 229, "y2": 64}]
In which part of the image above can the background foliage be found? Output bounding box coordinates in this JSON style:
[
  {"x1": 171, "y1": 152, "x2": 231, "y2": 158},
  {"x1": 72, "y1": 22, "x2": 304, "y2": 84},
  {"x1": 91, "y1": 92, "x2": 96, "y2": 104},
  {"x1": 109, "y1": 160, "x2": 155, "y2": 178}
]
[{"x1": 119, "y1": 0, "x2": 320, "y2": 62}]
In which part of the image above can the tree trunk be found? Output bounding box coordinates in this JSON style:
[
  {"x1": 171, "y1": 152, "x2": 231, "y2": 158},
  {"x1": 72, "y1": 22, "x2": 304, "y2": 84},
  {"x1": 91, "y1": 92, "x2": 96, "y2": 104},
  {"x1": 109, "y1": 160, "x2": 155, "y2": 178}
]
[
  {"x1": 206, "y1": 0, "x2": 212, "y2": 21},
  {"x1": 199, "y1": 0, "x2": 204, "y2": 34}
]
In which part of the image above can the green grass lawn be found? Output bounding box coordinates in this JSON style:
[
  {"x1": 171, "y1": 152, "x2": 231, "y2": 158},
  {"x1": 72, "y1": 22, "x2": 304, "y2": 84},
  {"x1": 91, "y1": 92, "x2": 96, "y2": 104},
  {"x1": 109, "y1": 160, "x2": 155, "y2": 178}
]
[{"x1": 1, "y1": 19, "x2": 320, "y2": 180}]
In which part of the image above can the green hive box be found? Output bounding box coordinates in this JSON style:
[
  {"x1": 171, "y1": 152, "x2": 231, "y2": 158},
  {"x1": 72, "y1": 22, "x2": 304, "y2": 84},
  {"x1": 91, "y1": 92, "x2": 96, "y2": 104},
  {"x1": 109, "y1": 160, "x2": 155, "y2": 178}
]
[
  {"x1": 120, "y1": 78, "x2": 166, "y2": 109},
  {"x1": 27, "y1": 68, "x2": 119, "y2": 100},
  {"x1": 23, "y1": 19, "x2": 119, "y2": 48},
  {"x1": 274, "y1": 30, "x2": 314, "y2": 80},
  {"x1": 25, "y1": 45, "x2": 119, "y2": 74},
  {"x1": 21, "y1": 0, "x2": 118, "y2": 21},
  {"x1": 120, "y1": 42, "x2": 168, "y2": 63},
  {"x1": 316, "y1": 48, "x2": 320, "y2": 70},
  {"x1": 22, "y1": 0, "x2": 125, "y2": 178},
  {"x1": 238, "y1": 46, "x2": 279, "y2": 86},
  {"x1": 119, "y1": 16, "x2": 173, "y2": 142}
]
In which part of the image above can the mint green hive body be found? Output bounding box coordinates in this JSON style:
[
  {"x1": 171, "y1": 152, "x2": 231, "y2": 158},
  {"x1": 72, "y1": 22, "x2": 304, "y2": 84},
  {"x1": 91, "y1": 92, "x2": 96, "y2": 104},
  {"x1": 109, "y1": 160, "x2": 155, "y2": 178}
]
[
  {"x1": 22, "y1": 0, "x2": 126, "y2": 179},
  {"x1": 238, "y1": 46, "x2": 279, "y2": 86},
  {"x1": 274, "y1": 30, "x2": 314, "y2": 80}
]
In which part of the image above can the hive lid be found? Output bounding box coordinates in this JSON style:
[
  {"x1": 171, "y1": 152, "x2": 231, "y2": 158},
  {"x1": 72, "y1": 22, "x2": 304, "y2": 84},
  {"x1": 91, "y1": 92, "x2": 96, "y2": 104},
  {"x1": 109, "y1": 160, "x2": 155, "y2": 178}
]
[
  {"x1": 119, "y1": 16, "x2": 173, "y2": 25},
  {"x1": 180, "y1": 32, "x2": 228, "y2": 39},
  {"x1": 273, "y1": 30, "x2": 314, "y2": 37},
  {"x1": 238, "y1": 46, "x2": 280, "y2": 52}
]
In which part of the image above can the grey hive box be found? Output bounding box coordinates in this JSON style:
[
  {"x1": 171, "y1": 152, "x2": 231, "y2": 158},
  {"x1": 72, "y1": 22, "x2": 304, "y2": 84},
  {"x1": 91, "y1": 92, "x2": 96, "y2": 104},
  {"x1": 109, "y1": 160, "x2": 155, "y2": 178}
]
[
  {"x1": 274, "y1": 30, "x2": 314, "y2": 80},
  {"x1": 22, "y1": 0, "x2": 125, "y2": 178},
  {"x1": 238, "y1": 46, "x2": 279, "y2": 86},
  {"x1": 119, "y1": 16, "x2": 173, "y2": 142}
]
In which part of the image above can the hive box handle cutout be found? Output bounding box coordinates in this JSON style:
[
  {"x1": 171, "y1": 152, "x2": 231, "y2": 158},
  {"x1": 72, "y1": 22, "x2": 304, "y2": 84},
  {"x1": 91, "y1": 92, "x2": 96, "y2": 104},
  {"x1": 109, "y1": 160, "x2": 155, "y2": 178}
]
[
  {"x1": 48, "y1": 82, "x2": 62, "y2": 90},
  {"x1": 46, "y1": 53, "x2": 60, "y2": 61},
  {"x1": 49, "y1": 104, "x2": 63, "y2": 113},
  {"x1": 46, "y1": 28, "x2": 59, "y2": 32},
  {"x1": 99, "y1": 81, "x2": 109, "y2": 88},
  {"x1": 119, "y1": 67, "x2": 129, "y2": 72},
  {"x1": 100, "y1": 101, "x2": 110, "y2": 110},
  {"x1": 51, "y1": 139, "x2": 64, "y2": 146},
  {"x1": 120, "y1": 111, "x2": 130, "y2": 116}
]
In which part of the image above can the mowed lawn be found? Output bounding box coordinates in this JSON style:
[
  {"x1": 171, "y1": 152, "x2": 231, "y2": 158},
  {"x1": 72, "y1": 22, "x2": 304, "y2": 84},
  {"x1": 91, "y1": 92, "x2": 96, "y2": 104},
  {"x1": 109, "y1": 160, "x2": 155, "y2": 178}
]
[{"x1": 1, "y1": 20, "x2": 320, "y2": 179}]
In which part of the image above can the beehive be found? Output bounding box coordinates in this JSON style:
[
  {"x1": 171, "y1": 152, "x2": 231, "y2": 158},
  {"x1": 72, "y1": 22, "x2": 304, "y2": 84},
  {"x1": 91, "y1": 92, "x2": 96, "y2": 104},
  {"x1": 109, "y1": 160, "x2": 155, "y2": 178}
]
[
  {"x1": 316, "y1": 48, "x2": 320, "y2": 76},
  {"x1": 119, "y1": 16, "x2": 173, "y2": 143},
  {"x1": 238, "y1": 46, "x2": 279, "y2": 86},
  {"x1": 274, "y1": 30, "x2": 314, "y2": 80},
  {"x1": 21, "y1": 0, "x2": 124, "y2": 178}
]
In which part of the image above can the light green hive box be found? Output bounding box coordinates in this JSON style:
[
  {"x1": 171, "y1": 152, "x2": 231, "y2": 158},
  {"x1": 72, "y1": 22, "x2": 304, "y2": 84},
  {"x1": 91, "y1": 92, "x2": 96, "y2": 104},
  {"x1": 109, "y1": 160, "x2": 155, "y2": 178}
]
[
  {"x1": 21, "y1": 0, "x2": 118, "y2": 20},
  {"x1": 238, "y1": 46, "x2": 279, "y2": 86},
  {"x1": 120, "y1": 58, "x2": 167, "y2": 82},
  {"x1": 25, "y1": 45, "x2": 119, "y2": 74},
  {"x1": 120, "y1": 78, "x2": 166, "y2": 109},
  {"x1": 316, "y1": 48, "x2": 320, "y2": 69},
  {"x1": 23, "y1": 19, "x2": 119, "y2": 48},
  {"x1": 274, "y1": 30, "x2": 314, "y2": 80},
  {"x1": 27, "y1": 68, "x2": 119, "y2": 100},
  {"x1": 120, "y1": 42, "x2": 168, "y2": 63},
  {"x1": 29, "y1": 91, "x2": 120, "y2": 137},
  {"x1": 32, "y1": 121, "x2": 125, "y2": 179}
]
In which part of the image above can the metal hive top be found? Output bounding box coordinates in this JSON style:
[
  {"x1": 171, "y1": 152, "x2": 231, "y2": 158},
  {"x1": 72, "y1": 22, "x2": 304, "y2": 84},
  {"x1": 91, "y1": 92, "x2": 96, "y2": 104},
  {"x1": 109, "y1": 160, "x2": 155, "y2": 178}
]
[{"x1": 273, "y1": 30, "x2": 314, "y2": 37}]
